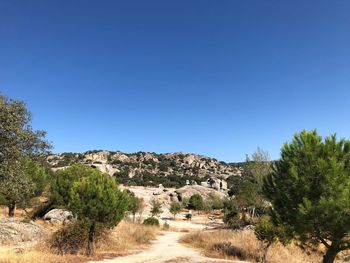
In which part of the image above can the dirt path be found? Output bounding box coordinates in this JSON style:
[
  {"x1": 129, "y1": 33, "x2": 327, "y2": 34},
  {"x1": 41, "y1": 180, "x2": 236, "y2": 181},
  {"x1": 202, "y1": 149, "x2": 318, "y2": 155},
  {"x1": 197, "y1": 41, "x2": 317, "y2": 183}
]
[{"x1": 93, "y1": 231, "x2": 235, "y2": 263}]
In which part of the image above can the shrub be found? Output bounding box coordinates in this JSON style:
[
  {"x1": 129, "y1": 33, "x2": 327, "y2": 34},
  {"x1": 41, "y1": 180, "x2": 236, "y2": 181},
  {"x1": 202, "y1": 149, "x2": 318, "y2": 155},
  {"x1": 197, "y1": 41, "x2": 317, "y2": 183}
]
[
  {"x1": 68, "y1": 166, "x2": 129, "y2": 256},
  {"x1": 150, "y1": 199, "x2": 163, "y2": 218},
  {"x1": 186, "y1": 213, "x2": 192, "y2": 220},
  {"x1": 169, "y1": 201, "x2": 181, "y2": 219},
  {"x1": 143, "y1": 217, "x2": 159, "y2": 226},
  {"x1": 163, "y1": 221, "x2": 170, "y2": 230},
  {"x1": 49, "y1": 222, "x2": 88, "y2": 255},
  {"x1": 211, "y1": 242, "x2": 249, "y2": 260},
  {"x1": 188, "y1": 194, "x2": 204, "y2": 210}
]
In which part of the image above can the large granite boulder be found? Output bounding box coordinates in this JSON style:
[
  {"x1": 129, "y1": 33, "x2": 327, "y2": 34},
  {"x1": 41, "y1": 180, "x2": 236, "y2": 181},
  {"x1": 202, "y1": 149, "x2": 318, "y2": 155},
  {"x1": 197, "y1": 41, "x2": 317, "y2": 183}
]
[
  {"x1": 0, "y1": 217, "x2": 46, "y2": 245},
  {"x1": 44, "y1": 209, "x2": 73, "y2": 224}
]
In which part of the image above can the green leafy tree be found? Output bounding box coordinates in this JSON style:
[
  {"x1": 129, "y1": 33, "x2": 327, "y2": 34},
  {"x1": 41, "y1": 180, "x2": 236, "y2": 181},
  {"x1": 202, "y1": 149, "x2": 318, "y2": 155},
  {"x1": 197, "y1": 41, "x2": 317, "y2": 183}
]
[
  {"x1": 24, "y1": 159, "x2": 49, "y2": 197},
  {"x1": 50, "y1": 164, "x2": 92, "y2": 207},
  {"x1": 150, "y1": 199, "x2": 163, "y2": 218},
  {"x1": 188, "y1": 194, "x2": 204, "y2": 211},
  {"x1": 169, "y1": 201, "x2": 181, "y2": 219},
  {"x1": 263, "y1": 130, "x2": 350, "y2": 263},
  {"x1": 223, "y1": 198, "x2": 241, "y2": 228},
  {"x1": 69, "y1": 167, "x2": 129, "y2": 256},
  {"x1": 128, "y1": 194, "x2": 145, "y2": 223},
  {"x1": 0, "y1": 94, "x2": 51, "y2": 216},
  {"x1": 245, "y1": 147, "x2": 271, "y2": 187},
  {"x1": 255, "y1": 217, "x2": 287, "y2": 263},
  {"x1": 181, "y1": 197, "x2": 189, "y2": 208},
  {"x1": 208, "y1": 195, "x2": 224, "y2": 210}
]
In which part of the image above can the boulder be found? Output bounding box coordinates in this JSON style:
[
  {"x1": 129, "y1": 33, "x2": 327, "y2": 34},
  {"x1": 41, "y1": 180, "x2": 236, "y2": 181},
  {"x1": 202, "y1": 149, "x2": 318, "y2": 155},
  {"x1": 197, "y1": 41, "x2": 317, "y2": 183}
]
[
  {"x1": 0, "y1": 217, "x2": 46, "y2": 245},
  {"x1": 44, "y1": 209, "x2": 73, "y2": 224},
  {"x1": 175, "y1": 185, "x2": 227, "y2": 200}
]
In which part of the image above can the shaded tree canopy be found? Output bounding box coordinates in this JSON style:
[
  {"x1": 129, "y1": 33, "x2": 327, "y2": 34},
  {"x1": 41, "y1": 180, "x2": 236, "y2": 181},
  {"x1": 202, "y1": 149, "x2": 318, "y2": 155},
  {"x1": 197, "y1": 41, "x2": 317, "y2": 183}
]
[
  {"x1": 263, "y1": 130, "x2": 350, "y2": 263},
  {"x1": 0, "y1": 94, "x2": 51, "y2": 216}
]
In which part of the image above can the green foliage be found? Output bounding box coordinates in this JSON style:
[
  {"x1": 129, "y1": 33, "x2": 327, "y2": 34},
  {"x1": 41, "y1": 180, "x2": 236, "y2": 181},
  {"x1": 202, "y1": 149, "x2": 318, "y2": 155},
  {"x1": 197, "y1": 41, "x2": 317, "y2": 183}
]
[
  {"x1": 185, "y1": 213, "x2": 192, "y2": 220},
  {"x1": 127, "y1": 193, "x2": 144, "y2": 222},
  {"x1": 114, "y1": 171, "x2": 208, "y2": 189},
  {"x1": 181, "y1": 197, "x2": 190, "y2": 208},
  {"x1": 50, "y1": 221, "x2": 88, "y2": 255},
  {"x1": 150, "y1": 199, "x2": 163, "y2": 218},
  {"x1": 143, "y1": 217, "x2": 159, "y2": 226},
  {"x1": 51, "y1": 153, "x2": 81, "y2": 168},
  {"x1": 69, "y1": 167, "x2": 129, "y2": 228},
  {"x1": 188, "y1": 194, "x2": 204, "y2": 210},
  {"x1": 255, "y1": 217, "x2": 287, "y2": 245},
  {"x1": 224, "y1": 148, "x2": 270, "y2": 229},
  {"x1": 263, "y1": 130, "x2": 350, "y2": 263},
  {"x1": 68, "y1": 166, "x2": 129, "y2": 256},
  {"x1": 162, "y1": 221, "x2": 170, "y2": 230},
  {"x1": 245, "y1": 147, "x2": 271, "y2": 187},
  {"x1": 50, "y1": 164, "x2": 92, "y2": 207},
  {"x1": 208, "y1": 195, "x2": 224, "y2": 210},
  {"x1": 0, "y1": 94, "x2": 51, "y2": 216},
  {"x1": 255, "y1": 217, "x2": 288, "y2": 263},
  {"x1": 169, "y1": 201, "x2": 181, "y2": 219},
  {"x1": 223, "y1": 199, "x2": 243, "y2": 229},
  {"x1": 24, "y1": 159, "x2": 48, "y2": 197}
]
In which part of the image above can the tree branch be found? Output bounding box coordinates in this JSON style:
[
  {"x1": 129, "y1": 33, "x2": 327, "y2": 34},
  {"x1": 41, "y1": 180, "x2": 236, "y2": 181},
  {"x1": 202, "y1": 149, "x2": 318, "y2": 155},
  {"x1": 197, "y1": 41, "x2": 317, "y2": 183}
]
[{"x1": 317, "y1": 236, "x2": 331, "y2": 248}]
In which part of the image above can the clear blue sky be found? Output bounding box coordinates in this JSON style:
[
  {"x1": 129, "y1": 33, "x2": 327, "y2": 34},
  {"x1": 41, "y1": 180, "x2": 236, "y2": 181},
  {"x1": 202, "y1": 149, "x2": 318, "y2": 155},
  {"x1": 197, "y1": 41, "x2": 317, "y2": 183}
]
[{"x1": 1, "y1": 1, "x2": 350, "y2": 162}]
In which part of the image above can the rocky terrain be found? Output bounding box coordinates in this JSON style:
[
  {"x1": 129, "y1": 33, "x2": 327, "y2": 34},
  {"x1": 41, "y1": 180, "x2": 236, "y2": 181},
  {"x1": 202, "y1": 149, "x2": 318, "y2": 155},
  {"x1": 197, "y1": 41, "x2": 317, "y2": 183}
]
[
  {"x1": 0, "y1": 217, "x2": 46, "y2": 246},
  {"x1": 47, "y1": 150, "x2": 243, "y2": 180}
]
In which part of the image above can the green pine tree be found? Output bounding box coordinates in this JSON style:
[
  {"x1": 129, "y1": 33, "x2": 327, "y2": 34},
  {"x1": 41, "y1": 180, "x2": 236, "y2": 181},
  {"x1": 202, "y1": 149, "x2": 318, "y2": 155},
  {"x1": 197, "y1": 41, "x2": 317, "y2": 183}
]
[
  {"x1": 69, "y1": 166, "x2": 129, "y2": 256},
  {"x1": 263, "y1": 130, "x2": 350, "y2": 263}
]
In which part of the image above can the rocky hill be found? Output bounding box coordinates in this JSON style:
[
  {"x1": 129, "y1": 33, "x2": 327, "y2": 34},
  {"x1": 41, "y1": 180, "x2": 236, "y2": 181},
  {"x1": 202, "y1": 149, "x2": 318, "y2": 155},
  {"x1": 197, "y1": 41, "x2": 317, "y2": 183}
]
[{"x1": 47, "y1": 150, "x2": 243, "y2": 188}]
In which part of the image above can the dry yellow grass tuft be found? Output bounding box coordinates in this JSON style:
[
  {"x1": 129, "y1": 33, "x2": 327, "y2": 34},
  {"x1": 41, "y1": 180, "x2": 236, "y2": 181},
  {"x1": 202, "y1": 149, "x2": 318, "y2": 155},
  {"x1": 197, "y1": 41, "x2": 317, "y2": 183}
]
[
  {"x1": 97, "y1": 220, "x2": 159, "y2": 253},
  {"x1": 0, "y1": 221, "x2": 159, "y2": 263},
  {"x1": 180, "y1": 229, "x2": 335, "y2": 263}
]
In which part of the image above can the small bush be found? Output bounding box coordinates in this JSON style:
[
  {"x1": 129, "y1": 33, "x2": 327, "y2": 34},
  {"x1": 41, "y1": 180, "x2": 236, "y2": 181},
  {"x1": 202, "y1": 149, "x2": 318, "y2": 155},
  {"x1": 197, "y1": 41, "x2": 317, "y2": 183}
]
[
  {"x1": 49, "y1": 222, "x2": 87, "y2": 255},
  {"x1": 185, "y1": 213, "x2": 192, "y2": 220},
  {"x1": 143, "y1": 217, "x2": 159, "y2": 226},
  {"x1": 163, "y1": 221, "x2": 170, "y2": 230},
  {"x1": 211, "y1": 242, "x2": 251, "y2": 261}
]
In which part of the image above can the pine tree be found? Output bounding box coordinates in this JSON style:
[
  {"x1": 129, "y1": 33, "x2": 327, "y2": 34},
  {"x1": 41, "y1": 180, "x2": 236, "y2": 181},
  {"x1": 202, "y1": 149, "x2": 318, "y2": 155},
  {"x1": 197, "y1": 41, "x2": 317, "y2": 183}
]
[
  {"x1": 263, "y1": 130, "x2": 350, "y2": 263},
  {"x1": 68, "y1": 166, "x2": 129, "y2": 256},
  {"x1": 169, "y1": 201, "x2": 181, "y2": 219}
]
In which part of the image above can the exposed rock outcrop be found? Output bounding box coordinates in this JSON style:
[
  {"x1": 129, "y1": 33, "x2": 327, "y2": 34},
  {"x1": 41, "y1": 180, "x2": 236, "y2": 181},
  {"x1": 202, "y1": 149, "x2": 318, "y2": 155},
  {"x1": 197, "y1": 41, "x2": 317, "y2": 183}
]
[
  {"x1": 47, "y1": 150, "x2": 243, "y2": 179},
  {"x1": 0, "y1": 217, "x2": 46, "y2": 245},
  {"x1": 44, "y1": 209, "x2": 73, "y2": 224}
]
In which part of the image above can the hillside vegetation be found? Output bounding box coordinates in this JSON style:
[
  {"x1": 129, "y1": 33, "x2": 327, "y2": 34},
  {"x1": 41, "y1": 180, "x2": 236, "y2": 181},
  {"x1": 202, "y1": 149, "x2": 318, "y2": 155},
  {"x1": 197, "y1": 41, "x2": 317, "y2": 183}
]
[{"x1": 47, "y1": 150, "x2": 244, "y2": 188}]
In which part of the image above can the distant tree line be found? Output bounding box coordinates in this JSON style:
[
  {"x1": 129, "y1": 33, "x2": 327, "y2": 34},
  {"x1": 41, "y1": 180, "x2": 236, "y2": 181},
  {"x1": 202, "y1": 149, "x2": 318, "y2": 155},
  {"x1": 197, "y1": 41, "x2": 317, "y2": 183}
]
[{"x1": 114, "y1": 170, "x2": 210, "y2": 188}]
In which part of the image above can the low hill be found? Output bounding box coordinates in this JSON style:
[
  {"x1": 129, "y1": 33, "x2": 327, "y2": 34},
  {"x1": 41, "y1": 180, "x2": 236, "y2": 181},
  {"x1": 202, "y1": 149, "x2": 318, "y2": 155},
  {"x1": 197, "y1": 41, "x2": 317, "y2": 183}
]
[{"x1": 47, "y1": 150, "x2": 244, "y2": 188}]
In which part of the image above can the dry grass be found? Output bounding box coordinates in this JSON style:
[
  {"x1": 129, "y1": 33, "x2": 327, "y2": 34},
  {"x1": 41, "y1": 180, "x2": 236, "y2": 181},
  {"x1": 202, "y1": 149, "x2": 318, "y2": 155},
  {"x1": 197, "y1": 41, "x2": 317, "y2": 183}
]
[
  {"x1": 0, "y1": 221, "x2": 159, "y2": 263},
  {"x1": 180, "y1": 229, "x2": 344, "y2": 263},
  {"x1": 97, "y1": 220, "x2": 159, "y2": 253}
]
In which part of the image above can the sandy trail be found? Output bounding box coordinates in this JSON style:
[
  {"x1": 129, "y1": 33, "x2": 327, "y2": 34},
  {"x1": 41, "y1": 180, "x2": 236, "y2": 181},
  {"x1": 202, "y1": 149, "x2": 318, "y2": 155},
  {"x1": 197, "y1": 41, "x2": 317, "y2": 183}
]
[{"x1": 93, "y1": 231, "x2": 234, "y2": 263}]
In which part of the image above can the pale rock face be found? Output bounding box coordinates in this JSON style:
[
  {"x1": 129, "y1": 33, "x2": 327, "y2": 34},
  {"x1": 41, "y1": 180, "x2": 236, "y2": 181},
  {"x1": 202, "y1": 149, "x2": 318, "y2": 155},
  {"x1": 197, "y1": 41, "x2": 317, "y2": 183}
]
[
  {"x1": 85, "y1": 150, "x2": 110, "y2": 163},
  {"x1": 111, "y1": 152, "x2": 130, "y2": 162},
  {"x1": 44, "y1": 209, "x2": 73, "y2": 224},
  {"x1": 175, "y1": 185, "x2": 227, "y2": 200},
  {"x1": 0, "y1": 217, "x2": 47, "y2": 245},
  {"x1": 183, "y1": 155, "x2": 196, "y2": 165},
  {"x1": 48, "y1": 150, "x2": 244, "y2": 180},
  {"x1": 122, "y1": 184, "x2": 228, "y2": 218},
  {"x1": 89, "y1": 163, "x2": 118, "y2": 176}
]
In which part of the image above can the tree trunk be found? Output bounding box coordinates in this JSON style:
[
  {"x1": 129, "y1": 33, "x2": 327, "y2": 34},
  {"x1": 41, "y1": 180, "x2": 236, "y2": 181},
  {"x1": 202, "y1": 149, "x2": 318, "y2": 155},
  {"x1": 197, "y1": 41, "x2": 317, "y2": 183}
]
[
  {"x1": 261, "y1": 243, "x2": 271, "y2": 263},
  {"x1": 87, "y1": 223, "x2": 95, "y2": 256},
  {"x1": 8, "y1": 202, "x2": 16, "y2": 217},
  {"x1": 322, "y1": 247, "x2": 338, "y2": 263},
  {"x1": 242, "y1": 208, "x2": 247, "y2": 224}
]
